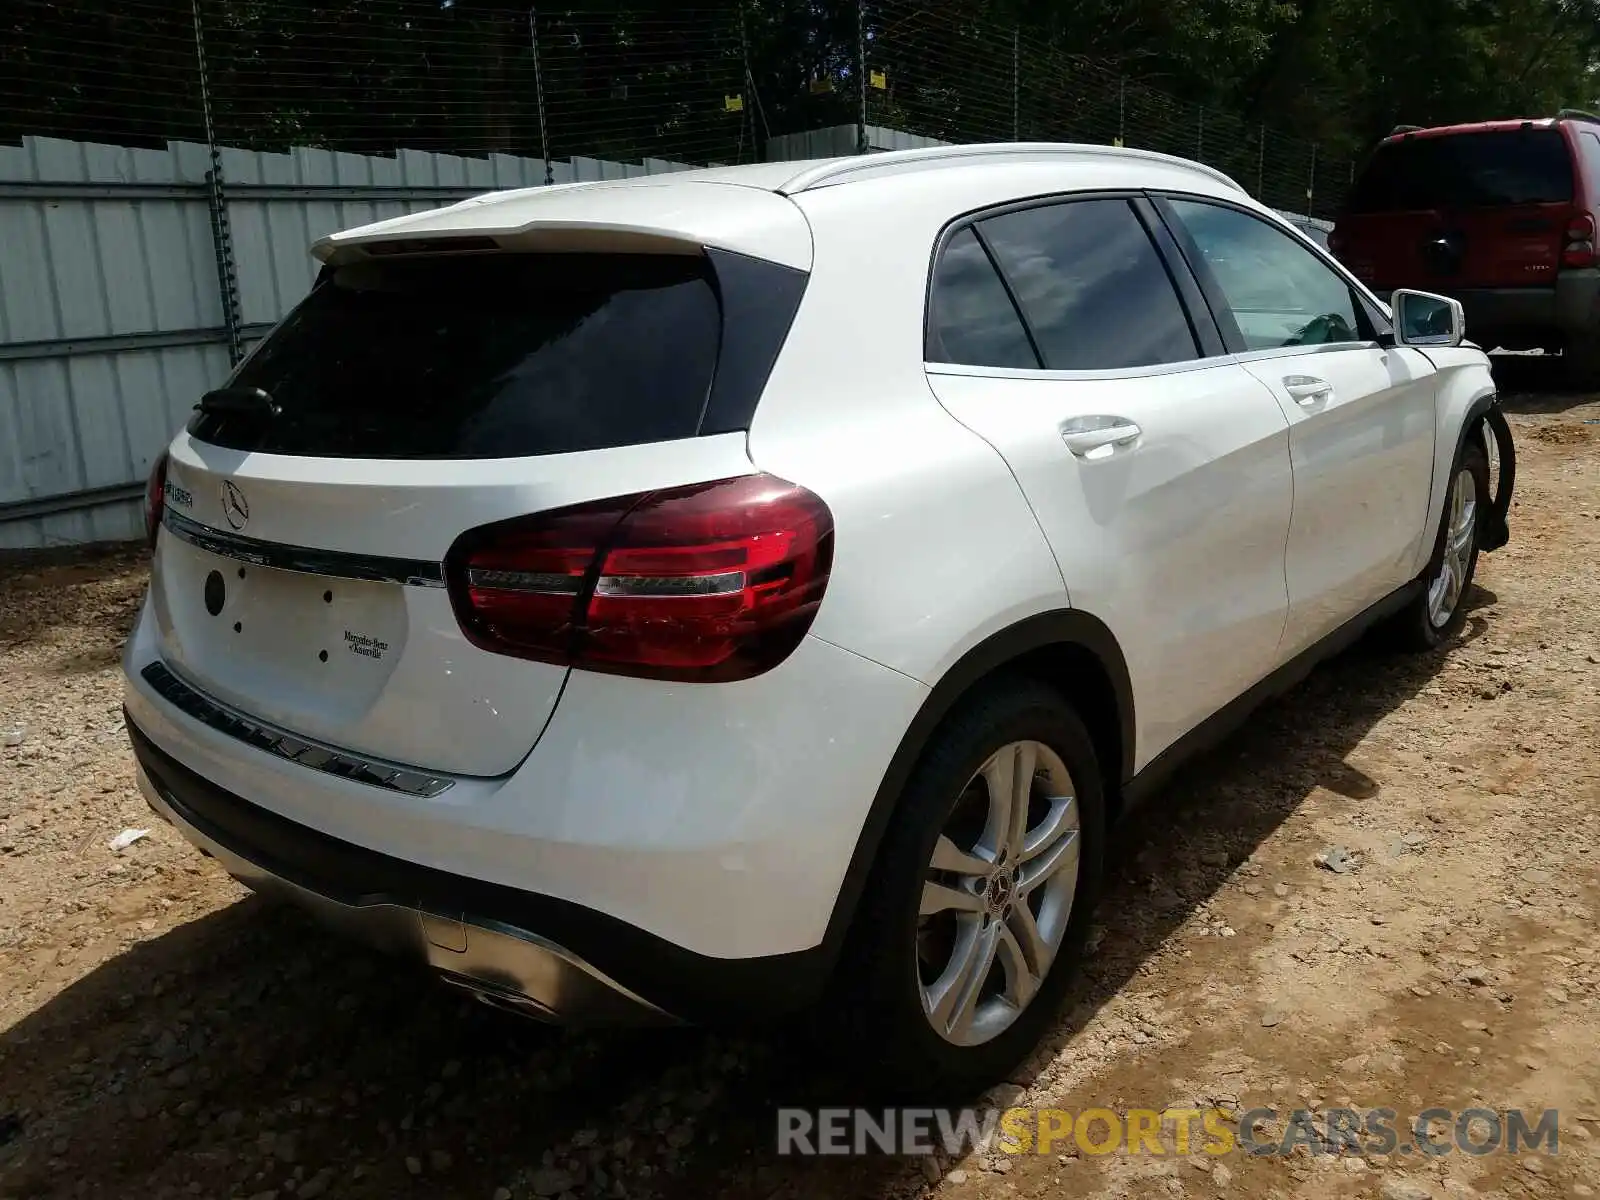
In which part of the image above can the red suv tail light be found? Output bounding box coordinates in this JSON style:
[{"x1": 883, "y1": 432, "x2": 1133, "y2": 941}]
[
  {"x1": 1563, "y1": 214, "x2": 1596, "y2": 268},
  {"x1": 445, "y1": 474, "x2": 835, "y2": 682},
  {"x1": 144, "y1": 451, "x2": 169, "y2": 548}
]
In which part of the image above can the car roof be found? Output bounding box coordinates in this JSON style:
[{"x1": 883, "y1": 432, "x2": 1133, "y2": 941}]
[
  {"x1": 1380, "y1": 117, "x2": 1570, "y2": 145},
  {"x1": 313, "y1": 142, "x2": 1247, "y2": 271}
]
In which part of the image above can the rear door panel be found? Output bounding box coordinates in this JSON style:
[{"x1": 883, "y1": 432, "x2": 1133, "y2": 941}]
[
  {"x1": 929, "y1": 366, "x2": 1293, "y2": 765},
  {"x1": 922, "y1": 195, "x2": 1294, "y2": 768}
]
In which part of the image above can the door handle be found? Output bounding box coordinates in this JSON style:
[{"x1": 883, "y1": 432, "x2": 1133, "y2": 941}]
[
  {"x1": 1060, "y1": 416, "x2": 1142, "y2": 458},
  {"x1": 1284, "y1": 375, "x2": 1333, "y2": 406}
]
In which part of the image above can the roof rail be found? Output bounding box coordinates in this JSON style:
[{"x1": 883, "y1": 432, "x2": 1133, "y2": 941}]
[
  {"x1": 778, "y1": 141, "x2": 1247, "y2": 197},
  {"x1": 1557, "y1": 108, "x2": 1600, "y2": 124}
]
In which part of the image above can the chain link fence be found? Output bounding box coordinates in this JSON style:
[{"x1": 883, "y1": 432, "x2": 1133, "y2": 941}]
[{"x1": 2, "y1": 0, "x2": 1354, "y2": 219}]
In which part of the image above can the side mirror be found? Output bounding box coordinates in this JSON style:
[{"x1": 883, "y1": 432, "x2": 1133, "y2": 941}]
[{"x1": 1391, "y1": 289, "x2": 1464, "y2": 347}]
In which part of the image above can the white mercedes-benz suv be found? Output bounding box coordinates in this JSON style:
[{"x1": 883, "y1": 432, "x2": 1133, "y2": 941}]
[{"x1": 123, "y1": 143, "x2": 1515, "y2": 1094}]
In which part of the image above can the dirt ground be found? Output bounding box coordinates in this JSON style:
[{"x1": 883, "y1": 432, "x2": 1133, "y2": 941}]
[{"x1": 1, "y1": 358, "x2": 1597, "y2": 1200}]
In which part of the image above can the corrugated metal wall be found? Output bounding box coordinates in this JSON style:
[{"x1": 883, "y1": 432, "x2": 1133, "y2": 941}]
[
  {"x1": 765, "y1": 124, "x2": 951, "y2": 160},
  {"x1": 0, "y1": 137, "x2": 692, "y2": 550}
]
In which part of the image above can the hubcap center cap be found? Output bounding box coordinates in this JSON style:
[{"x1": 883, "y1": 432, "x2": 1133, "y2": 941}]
[{"x1": 986, "y1": 870, "x2": 1016, "y2": 916}]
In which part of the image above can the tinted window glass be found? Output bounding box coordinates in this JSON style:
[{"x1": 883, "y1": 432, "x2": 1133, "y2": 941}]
[
  {"x1": 978, "y1": 200, "x2": 1198, "y2": 370},
  {"x1": 1170, "y1": 200, "x2": 1362, "y2": 351},
  {"x1": 1581, "y1": 132, "x2": 1600, "y2": 200},
  {"x1": 926, "y1": 228, "x2": 1039, "y2": 367},
  {"x1": 190, "y1": 253, "x2": 720, "y2": 459},
  {"x1": 1346, "y1": 130, "x2": 1573, "y2": 212}
]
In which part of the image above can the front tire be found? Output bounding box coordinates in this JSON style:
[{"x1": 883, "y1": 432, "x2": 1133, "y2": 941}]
[
  {"x1": 1386, "y1": 437, "x2": 1489, "y2": 651},
  {"x1": 832, "y1": 679, "x2": 1106, "y2": 1098}
]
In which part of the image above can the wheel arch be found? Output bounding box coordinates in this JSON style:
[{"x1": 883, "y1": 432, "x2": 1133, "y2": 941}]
[
  {"x1": 1446, "y1": 387, "x2": 1513, "y2": 554},
  {"x1": 1416, "y1": 351, "x2": 1511, "y2": 566},
  {"x1": 818, "y1": 609, "x2": 1134, "y2": 959}
]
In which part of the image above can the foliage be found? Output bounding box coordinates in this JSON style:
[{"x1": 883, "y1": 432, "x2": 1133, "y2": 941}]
[{"x1": 2, "y1": 0, "x2": 1597, "y2": 181}]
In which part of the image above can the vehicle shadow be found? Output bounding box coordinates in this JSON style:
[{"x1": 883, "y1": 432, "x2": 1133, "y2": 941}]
[
  {"x1": 0, "y1": 593, "x2": 1487, "y2": 1200},
  {"x1": 1489, "y1": 353, "x2": 1598, "y2": 413}
]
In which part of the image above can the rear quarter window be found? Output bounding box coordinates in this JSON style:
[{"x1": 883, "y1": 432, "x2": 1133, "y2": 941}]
[
  {"x1": 191, "y1": 253, "x2": 723, "y2": 460},
  {"x1": 925, "y1": 227, "x2": 1040, "y2": 368}
]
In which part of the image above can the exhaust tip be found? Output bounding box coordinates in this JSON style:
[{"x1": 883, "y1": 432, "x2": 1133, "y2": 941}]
[{"x1": 437, "y1": 971, "x2": 560, "y2": 1023}]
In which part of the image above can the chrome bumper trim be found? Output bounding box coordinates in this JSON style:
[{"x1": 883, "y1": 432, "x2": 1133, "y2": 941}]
[
  {"x1": 162, "y1": 506, "x2": 447, "y2": 588},
  {"x1": 141, "y1": 661, "x2": 453, "y2": 798},
  {"x1": 137, "y1": 766, "x2": 678, "y2": 1026}
]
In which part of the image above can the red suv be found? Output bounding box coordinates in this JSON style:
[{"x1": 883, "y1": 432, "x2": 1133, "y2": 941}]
[{"x1": 1331, "y1": 113, "x2": 1600, "y2": 382}]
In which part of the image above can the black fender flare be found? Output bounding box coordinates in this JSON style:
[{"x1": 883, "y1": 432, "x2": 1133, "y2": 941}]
[
  {"x1": 1455, "y1": 392, "x2": 1514, "y2": 552},
  {"x1": 817, "y1": 610, "x2": 1134, "y2": 957}
]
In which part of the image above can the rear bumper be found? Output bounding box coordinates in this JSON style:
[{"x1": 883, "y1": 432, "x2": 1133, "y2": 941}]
[
  {"x1": 1376, "y1": 272, "x2": 1600, "y2": 346},
  {"x1": 121, "y1": 589, "x2": 928, "y2": 1021},
  {"x1": 129, "y1": 717, "x2": 821, "y2": 1024}
]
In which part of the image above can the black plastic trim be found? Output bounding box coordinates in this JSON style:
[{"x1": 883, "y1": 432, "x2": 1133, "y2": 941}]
[
  {"x1": 970, "y1": 224, "x2": 1046, "y2": 368},
  {"x1": 128, "y1": 718, "x2": 831, "y2": 1023},
  {"x1": 818, "y1": 610, "x2": 1135, "y2": 952},
  {"x1": 824, "y1": 580, "x2": 1446, "y2": 962},
  {"x1": 1122, "y1": 579, "x2": 1420, "y2": 810},
  {"x1": 163, "y1": 508, "x2": 446, "y2": 588},
  {"x1": 1447, "y1": 391, "x2": 1514, "y2": 552},
  {"x1": 1132, "y1": 196, "x2": 1228, "y2": 358},
  {"x1": 697, "y1": 247, "x2": 810, "y2": 436},
  {"x1": 1146, "y1": 194, "x2": 1246, "y2": 351}
]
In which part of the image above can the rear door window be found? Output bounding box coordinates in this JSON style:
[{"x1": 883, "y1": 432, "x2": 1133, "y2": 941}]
[
  {"x1": 1347, "y1": 130, "x2": 1574, "y2": 212},
  {"x1": 190, "y1": 253, "x2": 721, "y2": 459},
  {"x1": 976, "y1": 199, "x2": 1200, "y2": 370}
]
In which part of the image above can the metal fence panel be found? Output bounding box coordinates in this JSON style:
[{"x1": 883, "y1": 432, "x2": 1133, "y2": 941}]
[{"x1": 0, "y1": 135, "x2": 561, "y2": 550}]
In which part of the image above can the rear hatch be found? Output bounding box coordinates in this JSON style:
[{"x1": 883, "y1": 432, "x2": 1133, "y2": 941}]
[
  {"x1": 151, "y1": 216, "x2": 808, "y2": 777},
  {"x1": 1334, "y1": 126, "x2": 1575, "y2": 290}
]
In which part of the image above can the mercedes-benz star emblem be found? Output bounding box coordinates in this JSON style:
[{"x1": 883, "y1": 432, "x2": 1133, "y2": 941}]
[{"x1": 220, "y1": 480, "x2": 250, "y2": 531}]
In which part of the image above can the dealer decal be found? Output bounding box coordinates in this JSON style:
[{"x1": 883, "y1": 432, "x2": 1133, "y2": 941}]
[{"x1": 343, "y1": 629, "x2": 389, "y2": 661}]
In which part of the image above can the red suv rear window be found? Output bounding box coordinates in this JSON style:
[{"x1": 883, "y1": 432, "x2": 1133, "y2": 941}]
[{"x1": 1347, "y1": 129, "x2": 1573, "y2": 212}]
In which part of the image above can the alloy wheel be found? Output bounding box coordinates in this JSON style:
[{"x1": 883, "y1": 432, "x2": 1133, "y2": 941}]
[
  {"x1": 916, "y1": 740, "x2": 1081, "y2": 1046},
  {"x1": 1426, "y1": 466, "x2": 1478, "y2": 629}
]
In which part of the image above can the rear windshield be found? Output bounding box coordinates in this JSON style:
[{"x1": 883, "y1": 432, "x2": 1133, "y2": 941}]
[
  {"x1": 189, "y1": 253, "x2": 721, "y2": 459},
  {"x1": 1346, "y1": 129, "x2": 1573, "y2": 213}
]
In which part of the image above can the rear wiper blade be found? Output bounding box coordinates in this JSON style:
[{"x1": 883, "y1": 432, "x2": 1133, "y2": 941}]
[{"x1": 197, "y1": 385, "x2": 280, "y2": 418}]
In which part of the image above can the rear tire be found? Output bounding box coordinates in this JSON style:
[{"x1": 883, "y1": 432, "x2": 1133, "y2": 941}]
[
  {"x1": 1385, "y1": 437, "x2": 1489, "y2": 652},
  {"x1": 829, "y1": 679, "x2": 1106, "y2": 1099}
]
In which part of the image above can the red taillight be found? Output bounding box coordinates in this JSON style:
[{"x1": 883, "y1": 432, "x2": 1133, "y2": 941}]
[
  {"x1": 144, "y1": 451, "x2": 169, "y2": 548},
  {"x1": 1563, "y1": 214, "x2": 1596, "y2": 268},
  {"x1": 446, "y1": 474, "x2": 835, "y2": 682}
]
